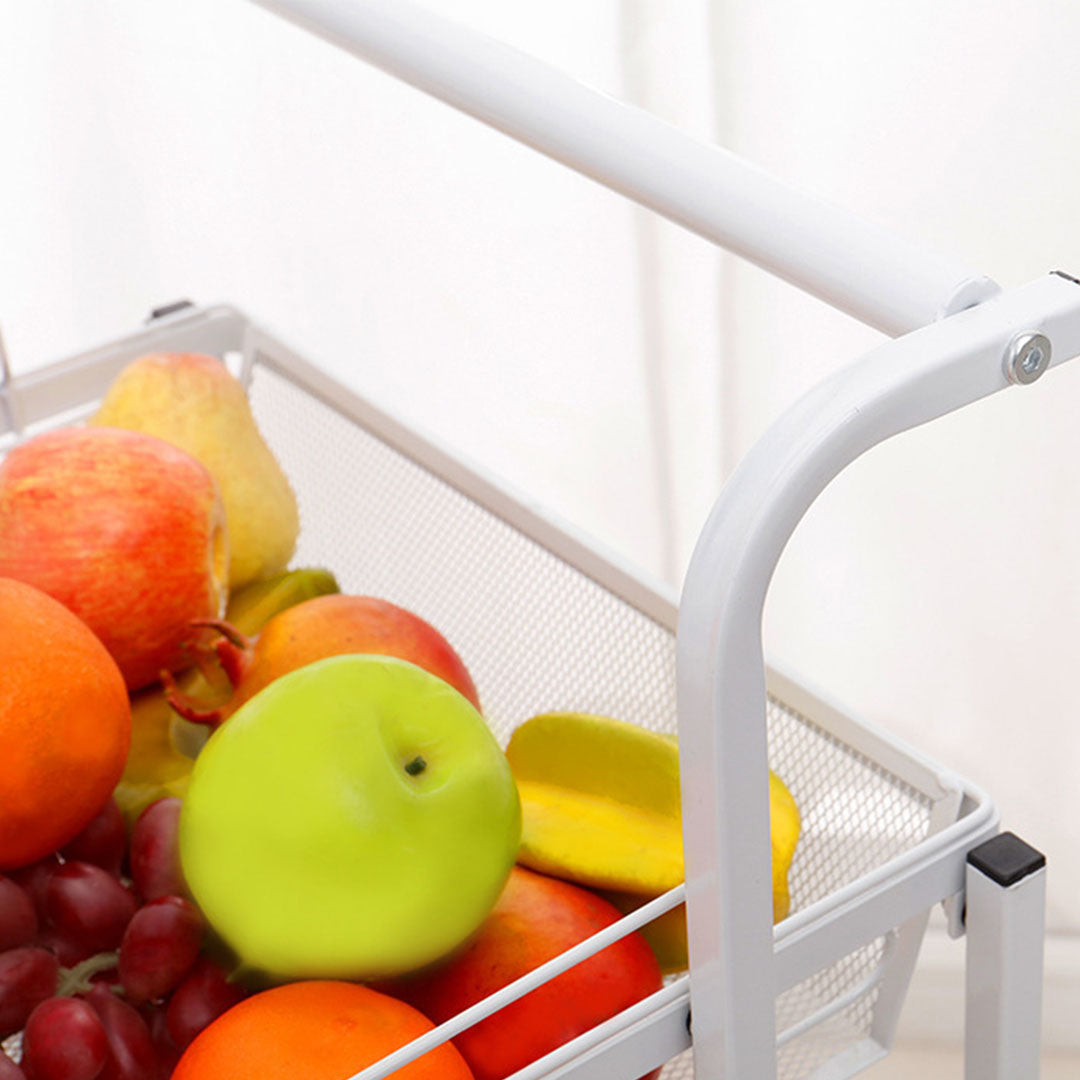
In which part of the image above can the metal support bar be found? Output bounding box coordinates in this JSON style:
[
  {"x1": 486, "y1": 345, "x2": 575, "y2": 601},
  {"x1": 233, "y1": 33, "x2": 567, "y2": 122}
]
[
  {"x1": 964, "y1": 832, "x2": 1047, "y2": 1080},
  {"x1": 247, "y1": 0, "x2": 998, "y2": 336},
  {"x1": 677, "y1": 273, "x2": 1080, "y2": 1080}
]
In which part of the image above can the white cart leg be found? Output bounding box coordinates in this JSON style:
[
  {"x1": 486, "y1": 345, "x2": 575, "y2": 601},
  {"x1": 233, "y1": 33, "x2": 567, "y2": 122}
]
[{"x1": 964, "y1": 831, "x2": 1046, "y2": 1080}]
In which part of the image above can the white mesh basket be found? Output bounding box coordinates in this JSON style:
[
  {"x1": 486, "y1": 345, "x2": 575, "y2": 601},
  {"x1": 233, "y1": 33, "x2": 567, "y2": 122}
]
[{"x1": 0, "y1": 302, "x2": 1004, "y2": 1079}]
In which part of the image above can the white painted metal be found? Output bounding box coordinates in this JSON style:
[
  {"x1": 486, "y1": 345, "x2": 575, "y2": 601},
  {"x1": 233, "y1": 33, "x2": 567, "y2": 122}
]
[
  {"x1": 964, "y1": 863, "x2": 1047, "y2": 1079},
  {"x1": 774, "y1": 785, "x2": 995, "y2": 991},
  {"x1": 0, "y1": 303, "x2": 247, "y2": 438},
  {"x1": 246, "y1": 0, "x2": 998, "y2": 337},
  {"x1": 677, "y1": 272, "x2": 1080, "y2": 1079}
]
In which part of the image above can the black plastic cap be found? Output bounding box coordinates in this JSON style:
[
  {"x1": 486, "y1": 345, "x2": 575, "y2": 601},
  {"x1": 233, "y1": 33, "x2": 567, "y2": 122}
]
[
  {"x1": 147, "y1": 299, "x2": 195, "y2": 321},
  {"x1": 967, "y1": 831, "x2": 1046, "y2": 888}
]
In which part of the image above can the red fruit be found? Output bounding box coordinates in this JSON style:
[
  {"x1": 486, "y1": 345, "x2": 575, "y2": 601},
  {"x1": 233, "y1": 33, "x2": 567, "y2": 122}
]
[
  {"x1": 118, "y1": 897, "x2": 203, "y2": 1005},
  {"x1": 0, "y1": 948, "x2": 59, "y2": 1039},
  {"x1": 389, "y1": 866, "x2": 663, "y2": 1080},
  {"x1": 0, "y1": 877, "x2": 37, "y2": 951},
  {"x1": 61, "y1": 799, "x2": 127, "y2": 879},
  {"x1": 84, "y1": 984, "x2": 157, "y2": 1080},
  {"x1": 165, "y1": 957, "x2": 245, "y2": 1051},
  {"x1": 0, "y1": 427, "x2": 228, "y2": 691},
  {"x1": 167, "y1": 594, "x2": 480, "y2": 727},
  {"x1": 43, "y1": 863, "x2": 137, "y2": 957},
  {"x1": 21, "y1": 996, "x2": 109, "y2": 1080},
  {"x1": 8, "y1": 859, "x2": 61, "y2": 923},
  {"x1": 141, "y1": 1004, "x2": 180, "y2": 1080},
  {"x1": 129, "y1": 800, "x2": 184, "y2": 902}
]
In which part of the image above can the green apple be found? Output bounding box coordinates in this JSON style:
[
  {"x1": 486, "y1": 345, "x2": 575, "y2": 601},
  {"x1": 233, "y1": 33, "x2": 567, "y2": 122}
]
[{"x1": 178, "y1": 654, "x2": 521, "y2": 979}]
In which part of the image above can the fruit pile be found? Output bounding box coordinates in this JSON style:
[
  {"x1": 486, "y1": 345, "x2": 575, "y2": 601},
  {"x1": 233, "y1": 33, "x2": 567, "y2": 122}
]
[{"x1": 0, "y1": 351, "x2": 801, "y2": 1080}]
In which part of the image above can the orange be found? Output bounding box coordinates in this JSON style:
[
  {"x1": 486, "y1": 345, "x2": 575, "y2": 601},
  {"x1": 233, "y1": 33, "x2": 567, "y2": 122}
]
[
  {"x1": 172, "y1": 981, "x2": 475, "y2": 1080},
  {"x1": 0, "y1": 578, "x2": 130, "y2": 869}
]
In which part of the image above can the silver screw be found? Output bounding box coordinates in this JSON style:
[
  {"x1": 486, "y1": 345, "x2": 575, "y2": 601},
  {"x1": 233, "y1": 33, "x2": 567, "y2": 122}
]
[{"x1": 1004, "y1": 332, "x2": 1052, "y2": 385}]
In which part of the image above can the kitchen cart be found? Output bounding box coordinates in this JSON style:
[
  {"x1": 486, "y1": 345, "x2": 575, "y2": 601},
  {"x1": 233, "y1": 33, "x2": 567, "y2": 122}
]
[{"x1": 3, "y1": 1, "x2": 1072, "y2": 1077}]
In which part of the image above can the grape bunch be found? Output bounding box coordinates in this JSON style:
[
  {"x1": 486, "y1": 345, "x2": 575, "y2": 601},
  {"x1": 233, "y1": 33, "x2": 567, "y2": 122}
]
[{"x1": 0, "y1": 798, "x2": 245, "y2": 1080}]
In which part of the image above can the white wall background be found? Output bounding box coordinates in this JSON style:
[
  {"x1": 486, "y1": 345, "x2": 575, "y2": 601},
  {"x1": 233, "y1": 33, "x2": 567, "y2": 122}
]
[{"x1": 3, "y1": 0, "x2": 1080, "y2": 1048}]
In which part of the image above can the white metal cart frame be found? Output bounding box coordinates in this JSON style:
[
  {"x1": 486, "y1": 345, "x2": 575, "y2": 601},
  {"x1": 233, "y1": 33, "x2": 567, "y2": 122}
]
[
  {"x1": 239, "y1": 2, "x2": 1069, "y2": 1076},
  {"x1": 2, "y1": 2, "x2": 1070, "y2": 1078}
]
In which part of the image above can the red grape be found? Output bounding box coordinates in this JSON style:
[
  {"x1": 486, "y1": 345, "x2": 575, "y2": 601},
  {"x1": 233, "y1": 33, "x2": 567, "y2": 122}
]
[
  {"x1": 21, "y1": 996, "x2": 108, "y2": 1080},
  {"x1": 0, "y1": 948, "x2": 59, "y2": 1039},
  {"x1": 0, "y1": 878, "x2": 37, "y2": 952},
  {"x1": 34, "y1": 930, "x2": 95, "y2": 970},
  {"x1": 43, "y1": 864, "x2": 137, "y2": 957},
  {"x1": 118, "y1": 898, "x2": 203, "y2": 1006},
  {"x1": 61, "y1": 801, "x2": 127, "y2": 880},
  {"x1": 164, "y1": 956, "x2": 244, "y2": 1051},
  {"x1": 140, "y1": 1005, "x2": 179, "y2": 1080},
  {"x1": 7, "y1": 860, "x2": 61, "y2": 925},
  {"x1": 83, "y1": 985, "x2": 156, "y2": 1080},
  {"x1": 128, "y1": 802, "x2": 184, "y2": 903},
  {"x1": 0, "y1": 1053, "x2": 26, "y2": 1079}
]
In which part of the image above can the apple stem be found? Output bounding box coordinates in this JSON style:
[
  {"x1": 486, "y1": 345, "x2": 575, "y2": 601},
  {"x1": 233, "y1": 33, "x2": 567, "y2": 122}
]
[
  {"x1": 186, "y1": 619, "x2": 253, "y2": 688},
  {"x1": 404, "y1": 755, "x2": 427, "y2": 776},
  {"x1": 161, "y1": 667, "x2": 226, "y2": 729}
]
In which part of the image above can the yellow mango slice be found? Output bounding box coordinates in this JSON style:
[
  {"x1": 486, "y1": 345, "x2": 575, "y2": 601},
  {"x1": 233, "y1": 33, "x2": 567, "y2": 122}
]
[
  {"x1": 507, "y1": 712, "x2": 682, "y2": 895},
  {"x1": 506, "y1": 710, "x2": 801, "y2": 973}
]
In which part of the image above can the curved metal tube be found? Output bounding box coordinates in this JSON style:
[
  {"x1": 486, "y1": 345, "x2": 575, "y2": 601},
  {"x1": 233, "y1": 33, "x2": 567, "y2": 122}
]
[{"x1": 676, "y1": 272, "x2": 1080, "y2": 1078}]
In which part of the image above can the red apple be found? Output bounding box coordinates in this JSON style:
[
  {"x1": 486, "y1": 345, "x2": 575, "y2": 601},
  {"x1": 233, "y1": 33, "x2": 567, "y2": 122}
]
[
  {"x1": 385, "y1": 866, "x2": 663, "y2": 1080},
  {"x1": 0, "y1": 426, "x2": 228, "y2": 691},
  {"x1": 167, "y1": 593, "x2": 480, "y2": 726}
]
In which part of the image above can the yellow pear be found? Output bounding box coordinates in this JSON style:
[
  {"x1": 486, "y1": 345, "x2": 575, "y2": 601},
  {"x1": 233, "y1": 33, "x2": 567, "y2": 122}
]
[{"x1": 91, "y1": 353, "x2": 300, "y2": 588}]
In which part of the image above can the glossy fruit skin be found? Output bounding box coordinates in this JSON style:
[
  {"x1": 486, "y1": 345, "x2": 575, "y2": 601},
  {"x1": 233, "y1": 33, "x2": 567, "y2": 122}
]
[
  {"x1": 179, "y1": 655, "x2": 520, "y2": 979},
  {"x1": 171, "y1": 981, "x2": 474, "y2": 1080},
  {"x1": 0, "y1": 877, "x2": 37, "y2": 952},
  {"x1": 164, "y1": 957, "x2": 245, "y2": 1052},
  {"x1": 0, "y1": 580, "x2": 130, "y2": 870},
  {"x1": 60, "y1": 799, "x2": 127, "y2": 880},
  {"x1": 128, "y1": 800, "x2": 185, "y2": 903},
  {"x1": 0, "y1": 427, "x2": 228, "y2": 691},
  {"x1": 0, "y1": 947, "x2": 59, "y2": 1039},
  {"x1": 43, "y1": 863, "x2": 137, "y2": 959},
  {"x1": 213, "y1": 594, "x2": 482, "y2": 721},
  {"x1": 118, "y1": 897, "x2": 204, "y2": 1005},
  {"x1": 20, "y1": 996, "x2": 109, "y2": 1080},
  {"x1": 388, "y1": 866, "x2": 663, "y2": 1080},
  {"x1": 8, "y1": 859, "x2": 62, "y2": 924},
  {"x1": 83, "y1": 983, "x2": 158, "y2": 1080}
]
